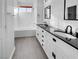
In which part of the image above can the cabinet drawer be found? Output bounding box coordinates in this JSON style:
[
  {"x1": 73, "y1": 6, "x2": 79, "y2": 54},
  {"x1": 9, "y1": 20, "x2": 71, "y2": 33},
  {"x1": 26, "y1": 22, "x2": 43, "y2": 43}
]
[
  {"x1": 43, "y1": 38, "x2": 56, "y2": 59},
  {"x1": 43, "y1": 40, "x2": 51, "y2": 59},
  {"x1": 37, "y1": 26, "x2": 46, "y2": 39},
  {"x1": 41, "y1": 29, "x2": 46, "y2": 34},
  {"x1": 36, "y1": 30, "x2": 42, "y2": 44},
  {"x1": 36, "y1": 26, "x2": 77, "y2": 59},
  {"x1": 36, "y1": 27, "x2": 47, "y2": 47},
  {"x1": 36, "y1": 31, "x2": 40, "y2": 40},
  {"x1": 45, "y1": 31, "x2": 55, "y2": 44},
  {"x1": 52, "y1": 36, "x2": 78, "y2": 59},
  {"x1": 42, "y1": 33, "x2": 56, "y2": 59}
]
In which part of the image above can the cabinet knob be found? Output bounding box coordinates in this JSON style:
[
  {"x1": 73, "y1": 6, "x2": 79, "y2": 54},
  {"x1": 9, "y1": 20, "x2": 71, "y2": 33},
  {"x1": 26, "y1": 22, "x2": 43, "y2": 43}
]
[
  {"x1": 42, "y1": 43, "x2": 44, "y2": 46},
  {"x1": 42, "y1": 40, "x2": 44, "y2": 42},
  {"x1": 52, "y1": 52, "x2": 56, "y2": 59},
  {"x1": 42, "y1": 35, "x2": 44, "y2": 38},
  {"x1": 52, "y1": 38, "x2": 56, "y2": 42},
  {"x1": 66, "y1": 38, "x2": 71, "y2": 41},
  {"x1": 42, "y1": 30, "x2": 44, "y2": 32}
]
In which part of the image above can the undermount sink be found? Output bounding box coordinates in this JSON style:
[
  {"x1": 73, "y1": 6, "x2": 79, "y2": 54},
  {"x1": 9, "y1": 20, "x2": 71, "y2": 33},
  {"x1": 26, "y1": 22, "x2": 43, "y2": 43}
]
[{"x1": 54, "y1": 31, "x2": 77, "y2": 40}]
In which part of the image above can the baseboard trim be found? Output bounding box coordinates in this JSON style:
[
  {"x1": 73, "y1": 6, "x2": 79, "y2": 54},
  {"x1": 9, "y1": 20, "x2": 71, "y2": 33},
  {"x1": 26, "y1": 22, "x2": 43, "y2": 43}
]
[
  {"x1": 14, "y1": 30, "x2": 36, "y2": 37},
  {"x1": 9, "y1": 47, "x2": 15, "y2": 59}
]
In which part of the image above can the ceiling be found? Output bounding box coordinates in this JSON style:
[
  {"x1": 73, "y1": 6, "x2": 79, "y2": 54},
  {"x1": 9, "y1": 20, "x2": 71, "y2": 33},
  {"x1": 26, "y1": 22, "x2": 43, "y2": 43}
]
[
  {"x1": 17, "y1": 0, "x2": 33, "y2": 2},
  {"x1": 17, "y1": 0, "x2": 34, "y2": 5}
]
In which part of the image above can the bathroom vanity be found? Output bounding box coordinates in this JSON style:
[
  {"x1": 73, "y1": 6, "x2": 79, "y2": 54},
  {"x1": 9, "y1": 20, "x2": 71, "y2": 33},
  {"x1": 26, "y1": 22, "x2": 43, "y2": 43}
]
[{"x1": 36, "y1": 24, "x2": 78, "y2": 59}]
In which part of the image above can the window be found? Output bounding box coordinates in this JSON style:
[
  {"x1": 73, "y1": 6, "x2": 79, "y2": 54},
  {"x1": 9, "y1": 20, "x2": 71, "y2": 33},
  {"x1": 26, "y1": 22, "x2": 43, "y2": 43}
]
[
  {"x1": 18, "y1": 8, "x2": 32, "y2": 13},
  {"x1": 19, "y1": 8, "x2": 26, "y2": 13},
  {"x1": 18, "y1": 6, "x2": 32, "y2": 13},
  {"x1": 26, "y1": 8, "x2": 32, "y2": 12},
  {"x1": 14, "y1": 6, "x2": 32, "y2": 15},
  {"x1": 14, "y1": 8, "x2": 19, "y2": 15}
]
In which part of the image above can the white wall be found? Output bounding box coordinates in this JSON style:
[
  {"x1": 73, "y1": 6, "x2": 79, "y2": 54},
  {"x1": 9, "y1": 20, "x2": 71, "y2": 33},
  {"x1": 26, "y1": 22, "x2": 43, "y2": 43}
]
[
  {"x1": 37, "y1": 0, "x2": 44, "y2": 24},
  {"x1": 0, "y1": 0, "x2": 3, "y2": 58},
  {"x1": 18, "y1": 10, "x2": 35, "y2": 29},
  {"x1": 46, "y1": 0, "x2": 78, "y2": 33},
  {"x1": 14, "y1": 0, "x2": 37, "y2": 30},
  {"x1": 1, "y1": 0, "x2": 15, "y2": 59},
  {"x1": 14, "y1": 0, "x2": 18, "y2": 29}
]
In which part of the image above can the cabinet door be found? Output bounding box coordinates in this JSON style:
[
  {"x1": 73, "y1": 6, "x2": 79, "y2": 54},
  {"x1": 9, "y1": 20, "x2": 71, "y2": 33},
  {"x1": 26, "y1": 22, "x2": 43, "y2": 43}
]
[
  {"x1": 48, "y1": 34, "x2": 65, "y2": 59},
  {"x1": 56, "y1": 44, "x2": 78, "y2": 59},
  {"x1": 36, "y1": 29, "x2": 41, "y2": 42},
  {"x1": 53, "y1": 35, "x2": 78, "y2": 59},
  {"x1": 55, "y1": 45, "x2": 67, "y2": 59},
  {"x1": 37, "y1": 0, "x2": 43, "y2": 24},
  {"x1": 43, "y1": 31, "x2": 56, "y2": 59},
  {"x1": 36, "y1": 26, "x2": 43, "y2": 45},
  {"x1": 49, "y1": 42, "x2": 56, "y2": 59},
  {"x1": 43, "y1": 38, "x2": 52, "y2": 59},
  {"x1": 50, "y1": 36, "x2": 67, "y2": 59}
]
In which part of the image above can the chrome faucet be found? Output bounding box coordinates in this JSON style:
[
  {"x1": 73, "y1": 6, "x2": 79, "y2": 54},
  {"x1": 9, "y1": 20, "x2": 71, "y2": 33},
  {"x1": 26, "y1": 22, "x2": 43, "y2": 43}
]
[{"x1": 65, "y1": 25, "x2": 72, "y2": 35}]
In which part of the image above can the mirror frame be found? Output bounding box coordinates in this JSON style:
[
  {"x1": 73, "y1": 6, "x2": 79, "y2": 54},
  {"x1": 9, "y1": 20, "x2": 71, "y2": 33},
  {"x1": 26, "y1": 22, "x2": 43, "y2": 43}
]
[
  {"x1": 44, "y1": 5, "x2": 51, "y2": 19},
  {"x1": 64, "y1": 0, "x2": 78, "y2": 21}
]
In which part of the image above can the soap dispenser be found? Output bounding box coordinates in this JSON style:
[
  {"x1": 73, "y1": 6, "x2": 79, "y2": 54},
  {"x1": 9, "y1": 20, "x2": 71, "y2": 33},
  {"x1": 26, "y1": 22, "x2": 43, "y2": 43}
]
[
  {"x1": 74, "y1": 28, "x2": 78, "y2": 38},
  {"x1": 65, "y1": 25, "x2": 72, "y2": 35}
]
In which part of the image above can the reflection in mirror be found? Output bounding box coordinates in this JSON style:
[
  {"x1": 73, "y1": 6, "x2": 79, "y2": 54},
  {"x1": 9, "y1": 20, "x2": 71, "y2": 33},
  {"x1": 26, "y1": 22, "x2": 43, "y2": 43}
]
[
  {"x1": 44, "y1": 5, "x2": 51, "y2": 19},
  {"x1": 45, "y1": 0, "x2": 48, "y2": 2},
  {"x1": 64, "y1": 0, "x2": 78, "y2": 20}
]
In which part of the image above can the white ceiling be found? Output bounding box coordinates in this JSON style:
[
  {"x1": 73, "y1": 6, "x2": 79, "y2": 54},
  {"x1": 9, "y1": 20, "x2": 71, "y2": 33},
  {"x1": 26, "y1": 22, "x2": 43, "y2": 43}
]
[
  {"x1": 17, "y1": 0, "x2": 34, "y2": 5},
  {"x1": 17, "y1": 0, "x2": 33, "y2": 2}
]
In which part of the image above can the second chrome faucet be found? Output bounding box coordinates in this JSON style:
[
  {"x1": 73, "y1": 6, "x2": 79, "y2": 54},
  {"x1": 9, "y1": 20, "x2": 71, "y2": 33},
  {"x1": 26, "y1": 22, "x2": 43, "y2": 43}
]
[{"x1": 65, "y1": 25, "x2": 72, "y2": 35}]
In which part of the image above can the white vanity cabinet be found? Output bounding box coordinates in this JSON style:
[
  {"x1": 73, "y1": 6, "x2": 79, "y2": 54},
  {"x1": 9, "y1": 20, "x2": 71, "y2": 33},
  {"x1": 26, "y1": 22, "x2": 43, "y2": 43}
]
[
  {"x1": 47, "y1": 32, "x2": 78, "y2": 59},
  {"x1": 36, "y1": 26, "x2": 42, "y2": 44},
  {"x1": 36, "y1": 26, "x2": 78, "y2": 59},
  {"x1": 36, "y1": 26, "x2": 45, "y2": 45},
  {"x1": 44, "y1": 31, "x2": 56, "y2": 59},
  {"x1": 45, "y1": 32, "x2": 64, "y2": 59},
  {"x1": 51, "y1": 36, "x2": 67, "y2": 59},
  {"x1": 36, "y1": 26, "x2": 51, "y2": 57},
  {"x1": 36, "y1": 26, "x2": 56, "y2": 59},
  {"x1": 53, "y1": 35, "x2": 78, "y2": 59}
]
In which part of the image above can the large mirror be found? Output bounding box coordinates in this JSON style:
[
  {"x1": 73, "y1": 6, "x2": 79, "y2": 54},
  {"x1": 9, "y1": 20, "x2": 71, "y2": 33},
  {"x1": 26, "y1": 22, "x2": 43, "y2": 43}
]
[
  {"x1": 44, "y1": 5, "x2": 51, "y2": 19},
  {"x1": 64, "y1": 0, "x2": 78, "y2": 20}
]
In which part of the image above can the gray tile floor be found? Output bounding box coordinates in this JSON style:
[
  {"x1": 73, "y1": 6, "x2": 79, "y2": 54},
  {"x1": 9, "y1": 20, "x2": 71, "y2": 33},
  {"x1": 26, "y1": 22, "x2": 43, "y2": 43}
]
[{"x1": 12, "y1": 37, "x2": 48, "y2": 59}]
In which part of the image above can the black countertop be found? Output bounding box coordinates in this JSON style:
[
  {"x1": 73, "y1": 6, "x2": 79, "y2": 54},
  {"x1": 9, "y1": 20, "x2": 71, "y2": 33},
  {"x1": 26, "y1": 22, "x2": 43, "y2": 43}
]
[{"x1": 37, "y1": 24, "x2": 78, "y2": 50}]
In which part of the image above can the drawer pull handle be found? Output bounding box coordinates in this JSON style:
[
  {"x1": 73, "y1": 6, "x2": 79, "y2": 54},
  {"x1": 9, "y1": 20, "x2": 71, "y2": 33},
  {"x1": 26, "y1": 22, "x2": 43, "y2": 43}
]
[
  {"x1": 53, "y1": 38, "x2": 56, "y2": 42},
  {"x1": 66, "y1": 38, "x2": 71, "y2": 41},
  {"x1": 42, "y1": 35, "x2": 44, "y2": 38},
  {"x1": 42, "y1": 43, "x2": 44, "y2": 46},
  {"x1": 42, "y1": 30, "x2": 44, "y2": 32},
  {"x1": 42, "y1": 40, "x2": 44, "y2": 42},
  {"x1": 52, "y1": 52, "x2": 56, "y2": 59}
]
